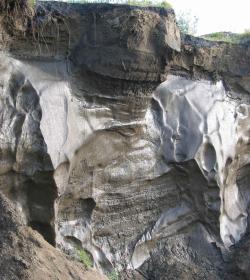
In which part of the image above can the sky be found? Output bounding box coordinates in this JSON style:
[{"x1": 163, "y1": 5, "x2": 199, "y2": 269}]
[{"x1": 168, "y1": 0, "x2": 250, "y2": 35}]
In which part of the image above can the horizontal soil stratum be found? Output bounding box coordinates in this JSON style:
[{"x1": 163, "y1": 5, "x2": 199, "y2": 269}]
[{"x1": 0, "y1": 1, "x2": 250, "y2": 279}]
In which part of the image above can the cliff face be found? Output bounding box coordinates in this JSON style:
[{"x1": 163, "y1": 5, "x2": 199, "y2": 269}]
[{"x1": 0, "y1": 2, "x2": 250, "y2": 279}]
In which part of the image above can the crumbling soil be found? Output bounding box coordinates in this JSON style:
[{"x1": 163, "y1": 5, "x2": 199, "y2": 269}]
[{"x1": 0, "y1": 193, "x2": 106, "y2": 280}]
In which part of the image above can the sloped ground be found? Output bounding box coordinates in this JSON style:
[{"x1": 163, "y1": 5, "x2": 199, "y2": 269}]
[{"x1": 0, "y1": 193, "x2": 106, "y2": 280}]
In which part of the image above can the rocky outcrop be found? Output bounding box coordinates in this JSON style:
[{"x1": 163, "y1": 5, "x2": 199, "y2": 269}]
[{"x1": 0, "y1": 2, "x2": 250, "y2": 279}]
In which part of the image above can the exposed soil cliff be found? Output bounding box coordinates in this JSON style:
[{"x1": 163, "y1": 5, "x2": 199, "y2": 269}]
[{"x1": 0, "y1": 2, "x2": 250, "y2": 280}]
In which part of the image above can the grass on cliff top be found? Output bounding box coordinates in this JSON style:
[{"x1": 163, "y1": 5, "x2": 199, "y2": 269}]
[
  {"x1": 127, "y1": 0, "x2": 172, "y2": 8},
  {"x1": 202, "y1": 30, "x2": 250, "y2": 44}
]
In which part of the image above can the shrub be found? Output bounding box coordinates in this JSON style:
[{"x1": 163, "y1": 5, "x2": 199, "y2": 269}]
[
  {"x1": 159, "y1": 1, "x2": 172, "y2": 9},
  {"x1": 107, "y1": 269, "x2": 120, "y2": 280},
  {"x1": 237, "y1": 30, "x2": 250, "y2": 43},
  {"x1": 176, "y1": 11, "x2": 198, "y2": 35},
  {"x1": 77, "y1": 249, "x2": 93, "y2": 268}
]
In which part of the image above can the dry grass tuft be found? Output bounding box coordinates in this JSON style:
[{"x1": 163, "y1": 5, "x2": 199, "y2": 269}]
[{"x1": 0, "y1": 0, "x2": 35, "y2": 33}]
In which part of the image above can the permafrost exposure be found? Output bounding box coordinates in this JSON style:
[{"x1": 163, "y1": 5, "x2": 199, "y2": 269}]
[{"x1": 0, "y1": 2, "x2": 250, "y2": 279}]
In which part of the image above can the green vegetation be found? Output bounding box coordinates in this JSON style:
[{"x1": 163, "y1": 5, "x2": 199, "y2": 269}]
[
  {"x1": 159, "y1": 1, "x2": 172, "y2": 8},
  {"x1": 28, "y1": 0, "x2": 36, "y2": 6},
  {"x1": 127, "y1": 0, "x2": 153, "y2": 7},
  {"x1": 77, "y1": 249, "x2": 93, "y2": 268},
  {"x1": 202, "y1": 30, "x2": 250, "y2": 44},
  {"x1": 107, "y1": 269, "x2": 120, "y2": 280},
  {"x1": 127, "y1": 0, "x2": 172, "y2": 8},
  {"x1": 202, "y1": 32, "x2": 233, "y2": 43}
]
